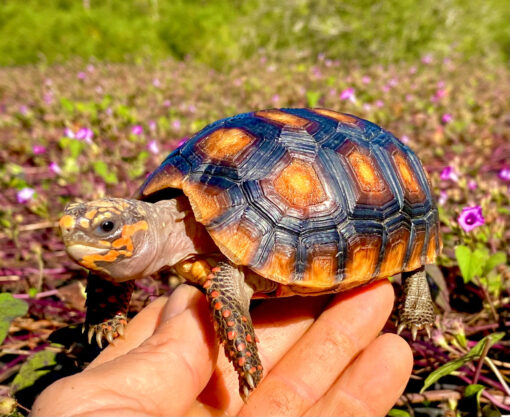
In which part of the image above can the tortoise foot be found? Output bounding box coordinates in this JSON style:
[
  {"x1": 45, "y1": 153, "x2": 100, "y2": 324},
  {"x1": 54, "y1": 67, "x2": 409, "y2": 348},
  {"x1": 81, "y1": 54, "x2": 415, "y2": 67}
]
[
  {"x1": 85, "y1": 314, "x2": 127, "y2": 348},
  {"x1": 397, "y1": 266, "x2": 435, "y2": 340},
  {"x1": 204, "y1": 262, "x2": 263, "y2": 401}
]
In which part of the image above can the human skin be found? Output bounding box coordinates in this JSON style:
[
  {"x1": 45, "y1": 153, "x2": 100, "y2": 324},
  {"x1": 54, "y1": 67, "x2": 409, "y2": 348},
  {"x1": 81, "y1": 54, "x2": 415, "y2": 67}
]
[{"x1": 31, "y1": 280, "x2": 413, "y2": 416}]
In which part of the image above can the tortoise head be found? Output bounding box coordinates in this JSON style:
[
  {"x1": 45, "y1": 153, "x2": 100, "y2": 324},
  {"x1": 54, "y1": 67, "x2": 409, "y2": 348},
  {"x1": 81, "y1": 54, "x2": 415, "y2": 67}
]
[{"x1": 59, "y1": 198, "x2": 155, "y2": 281}]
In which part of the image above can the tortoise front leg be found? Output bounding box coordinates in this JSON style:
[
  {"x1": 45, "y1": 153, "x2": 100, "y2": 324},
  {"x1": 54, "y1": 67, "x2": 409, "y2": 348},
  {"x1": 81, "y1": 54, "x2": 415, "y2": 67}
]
[
  {"x1": 397, "y1": 266, "x2": 435, "y2": 340},
  {"x1": 203, "y1": 262, "x2": 262, "y2": 401},
  {"x1": 85, "y1": 273, "x2": 134, "y2": 347}
]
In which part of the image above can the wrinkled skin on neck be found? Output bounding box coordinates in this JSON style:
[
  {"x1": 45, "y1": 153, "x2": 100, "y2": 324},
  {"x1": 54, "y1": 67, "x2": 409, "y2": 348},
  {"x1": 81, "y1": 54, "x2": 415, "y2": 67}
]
[{"x1": 59, "y1": 196, "x2": 214, "y2": 282}]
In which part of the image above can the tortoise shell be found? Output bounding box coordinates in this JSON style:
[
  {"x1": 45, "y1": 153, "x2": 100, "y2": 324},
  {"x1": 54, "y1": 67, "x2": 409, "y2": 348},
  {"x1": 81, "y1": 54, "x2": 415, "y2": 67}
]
[{"x1": 137, "y1": 108, "x2": 441, "y2": 292}]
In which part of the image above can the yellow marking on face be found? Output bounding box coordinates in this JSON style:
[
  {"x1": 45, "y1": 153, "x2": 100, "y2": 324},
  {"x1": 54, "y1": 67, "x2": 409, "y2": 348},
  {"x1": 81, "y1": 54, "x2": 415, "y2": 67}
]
[
  {"x1": 255, "y1": 109, "x2": 310, "y2": 128},
  {"x1": 199, "y1": 128, "x2": 254, "y2": 162},
  {"x1": 59, "y1": 215, "x2": 75, "y2": 229},
  {"x1": 273, "y1": 160, "x2": 326, "y2": 209},
  {"x1": 91, "y1": 212, "x2": 113, "y2": 228},
  {"x1": 347, "y1": 151, "x2": 385, "y2": 193},
  {"x1": 85, "y1": 209, "x2": 98, "y2": 220},
  {"x1": 312, "y1": 108, "x2": 358, "y2": 125},
  {"x1": 79, "y1": 218, "x2": 90, "y2": 229},
  {"x1": 99, "y1": 240, "x2": 111, "y2": 247}
]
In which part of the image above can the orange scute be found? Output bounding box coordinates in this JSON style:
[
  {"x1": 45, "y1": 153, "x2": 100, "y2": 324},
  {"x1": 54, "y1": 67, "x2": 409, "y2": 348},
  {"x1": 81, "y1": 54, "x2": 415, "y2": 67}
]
[
  {"x1": 142, "y1": 166, "x2": 184, "y2": 197},
  {"x1": 256, "y1": 245, "x2": 296, "y2": 283},
  {"x1": 183, "y1": 182, "x2": 229, "y2": 225},
  {"x1": 273, "y1": 160, "x2": 326, "y2": 209},
  {"x1": 199, "y1": 128, "x2": 254, "y2": 162},
  {"x1": 209, "y1": 222, "x2": 260, "y2": 265},
  {"x1": 312, "y1": 108, "x2": 358, "y2": 125},
  {"x1": 379, "y1": 228, "x2": 410, "y2": 278},
  {"x1": 393, "y1": 152, "x2": 422, "y2": 196},
  {"x1": 344, "y1": 235, "x2": 381, "y2": 285},
  {"x1": 59, "y1": 215, "x2": 75, "y2": 229},
  {"x1": 347, "y1": 151, "x2": 385, "y2": 193},
  {"x1": 255, "y1": 109, "x2": 310, "y2": 128},
  {"x1": 426, "y1": 228, "x2": 437, "y2": 263},
  {"x1": 405, "y1": 229, "x2": 426, "y2": 271},
  {"x1": 304, "y1": 253, "x2": 337, "y2": 286}
]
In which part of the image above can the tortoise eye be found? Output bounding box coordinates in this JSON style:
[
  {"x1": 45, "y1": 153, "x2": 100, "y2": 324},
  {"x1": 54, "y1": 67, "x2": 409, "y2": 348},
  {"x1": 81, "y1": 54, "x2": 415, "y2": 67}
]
[{"x1": 98, "y1": 221, "x2": 115, "y2": 234}]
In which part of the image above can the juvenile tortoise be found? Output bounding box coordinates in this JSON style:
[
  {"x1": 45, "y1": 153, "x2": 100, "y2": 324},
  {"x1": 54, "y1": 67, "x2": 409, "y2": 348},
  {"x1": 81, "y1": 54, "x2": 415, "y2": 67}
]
[{"x1": 59, "y1": 108, "x2": 441, "y2": 400}]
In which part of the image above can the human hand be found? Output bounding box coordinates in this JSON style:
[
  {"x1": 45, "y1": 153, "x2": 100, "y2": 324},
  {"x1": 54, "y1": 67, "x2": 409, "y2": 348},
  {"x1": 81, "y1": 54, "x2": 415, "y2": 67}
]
[{"x1": 32, "y1": 280, "x2": 412, "y2": 416}]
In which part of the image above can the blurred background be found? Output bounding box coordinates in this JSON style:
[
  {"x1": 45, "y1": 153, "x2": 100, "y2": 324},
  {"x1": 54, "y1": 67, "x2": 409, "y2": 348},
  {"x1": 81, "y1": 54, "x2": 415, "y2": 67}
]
[
  {"x1": 0, "y1": 0, "x2": 507, "y2": 67},
  {"x1": 1, "y1": 1, "x2": 509, "y2": 416}
]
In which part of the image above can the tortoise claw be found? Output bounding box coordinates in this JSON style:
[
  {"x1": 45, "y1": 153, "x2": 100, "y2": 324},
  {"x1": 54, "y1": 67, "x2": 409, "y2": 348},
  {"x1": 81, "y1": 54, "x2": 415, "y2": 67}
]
[
  {"x1": 411, "y1": 325, "x2": 418, "y2": 341},
  {"x1": 88, "y1": 327, "x2": 95, "y2": 344},
  {"x1": 425, "y1": 324, "x2": 432, "y2": 339},
  {"x1": 96, "y1": 331, "x2": 103, "y2": 348},
  {"x1": 106, "y1": 331, "x2": 114, "y2": 345},
  {"x1": 397, "y1": 323, "x2": 406, "y2": 335},
  {"x1": 245, "y1": 373, "x2": 255, "y2": 390},
  {"x1": 85, "y1": 315, "x2": 127, "y2": 348}
]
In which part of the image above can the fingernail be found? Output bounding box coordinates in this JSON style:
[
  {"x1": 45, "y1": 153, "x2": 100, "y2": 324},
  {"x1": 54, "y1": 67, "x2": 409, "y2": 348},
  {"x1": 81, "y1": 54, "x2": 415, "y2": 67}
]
[{"x1": 160, "y1": 284, "x2": 198, "y2": 322}]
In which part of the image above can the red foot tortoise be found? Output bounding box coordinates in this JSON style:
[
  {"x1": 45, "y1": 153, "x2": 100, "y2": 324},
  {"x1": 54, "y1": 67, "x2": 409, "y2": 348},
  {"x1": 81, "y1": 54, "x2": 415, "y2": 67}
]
[{"x1": 59, "y1": 108, "x2": 441, "y2": 400}]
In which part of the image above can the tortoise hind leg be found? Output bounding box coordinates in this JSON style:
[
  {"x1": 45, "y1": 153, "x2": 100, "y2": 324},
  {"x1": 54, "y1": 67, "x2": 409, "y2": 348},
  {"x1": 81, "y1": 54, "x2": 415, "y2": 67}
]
[
  {"x1": 204, "y1": 261, "x2": 262, "y2": 401},
  {"x1": 397, "y1": 266, "x2": 435, "y2": 340}
]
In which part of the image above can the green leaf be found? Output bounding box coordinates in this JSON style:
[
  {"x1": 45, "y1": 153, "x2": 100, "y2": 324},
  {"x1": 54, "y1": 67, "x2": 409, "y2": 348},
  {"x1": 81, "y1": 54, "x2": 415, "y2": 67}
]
[
  {"x1": 11, "y1": 350, "x2": 56, "y2": 393},
  {"x1": 455, "y1": 245, "x2": 487, "y2": 283},
  {"x1": 92, "y1": 161, "x2": 118, "y2": 184},
  {"x1": 0, "y1": 293, "x2": 29, "y2": 345},
  {"x1": 483, "y1": 252, "x2": 507, "y2": 276},
  {"x1": 421, "y1": 333, "x2": 504, "y2": 393},
  {"x1": 306, "y1": 91, "x2": 321, "y2": 107},
  {"x1": 465, "y1": 383, "x2": 485, "y2": 410},
  {"x1": 388, "y1": 409, "x2": 411, "y2": 417}
]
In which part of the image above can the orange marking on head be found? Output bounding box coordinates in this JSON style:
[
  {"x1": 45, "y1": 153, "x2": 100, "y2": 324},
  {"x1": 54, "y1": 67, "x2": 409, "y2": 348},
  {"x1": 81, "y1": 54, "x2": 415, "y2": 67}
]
[
  {"x1": 347, "y1": 151, "x2": 385, "y2": 193},
  {"x1": 85, "y1": 209, "x2": 98, "y2": 220},
  {"x1": 273, "y1": 160, "x2": 326, "y2": 209},
  {"x1": 344, "y1": 235, "x2": 381, "y2": 285},
  {"x1": 312, "y1": 108, "x2": 358, "y2": 125},
  {"x1": 405, "y1": 229, "x2": 426, "y2": 271},
  {"x1": 183, "y1": 182, "x2": 229, "y2": 225},
  {"x1": 112, "y1": 221, "x2": 149, "y2": 252},
  {"x1": 379, "y1": 228, "x2": 410, "y2": 278},
  {"x1": 255, "y1": 109, "x2": 310, "y2": 128},
  {"x1": 199, "y1": 128, "x2": 254, "y2": 162},
  {"x1": 59, "y1": 215, "x2": 75, "y2": 229},
  {"x1": 81, "y1": 249, "x2": 121, "y2": 271}
]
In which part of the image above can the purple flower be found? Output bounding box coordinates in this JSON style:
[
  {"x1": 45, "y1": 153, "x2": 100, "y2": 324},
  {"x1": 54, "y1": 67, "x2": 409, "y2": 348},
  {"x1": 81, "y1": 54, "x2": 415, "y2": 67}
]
[
  {"x1": 131, "y1": 125, "x2": 143, "y2": 135},
  {"x1": 438, "y1": 190, "x2": 448, "y2": 205},
  {"x1": 272, "y1": 94, "x2": 280, "y2": 104},
  {"x1": 498, "y1": 168, "x2": 510, "y2": 181},
  {"x1": 19, "y1": 105, "x2": 28, "y2": 115},
  {"x1": 32, "y1": 145, "x2": 47, "y2": 155},
  {"x1": 49, "y1": 162, "x2": 62, "y2": 175},
  {"x1": 147, "y1": 140, "x2": 159, "y2": 155},
  {"x1": 152, "y1": 78, "x2": 161, "y2": 88},
  {"x1": 76, "y1": 127, "x2": 94, "y2": 144},
  {"x1": 64, "y1": 128, "x2": 75, "y2": 139},
  {"x1": 172, "y1": 119, "x2": 181, "y2": 130},
  {"x1": 441, "y1": 113, "x2": 453, "y2": 124},
  {"x1": 457, "y1": 206, "x2": 484, "y2": 232},
  {"x1": 44, "y1": 93, "x2": 53, "y2": 104},
  {"x1": 468, "y1": 179, "x2": 477, "y2": 190},
  {"x1": 163, "y1": 100, "x2": 171, "y2": 108},
  {"x1": 361, "y1": 76, "x2": 371, "y2": 84},
  {"x1": 400, "y1": 135, "x2": 409, "y2": 144},
  {"x1": 421, "y1": 54, "x2": 433, "y2": 65},
  {"x1": 405, "y1": 94, "x2": 414, "y2": 102},
  {"x1": 440, "y1": 166, "x2": 459, "y2": 182},
  {"x1": 87, "y1": 64, "x2": 95, "y2": 72},
  {"x1": 375, "y1": 100, "x2": 384, "y2": 108},
  {"x1": 149, "y1": 120, "x2": 157, "y2": 132},
  {"x1": 432, "y1": 88, "x2": 447, "y2": 102},
  {"x1": 77, "y1": 72, "x2": 86, "y2": 80},
  {"x1": 177, "y1": 137, "x2": 188, "y2": 147},
  {"x1": 17, "y1": 187, "x2": 35, "y2": 204},
  {"x1": 188, "y1": 104, "x2": 197, "y2": 113},
  {"x1": 340, "y1": 87, "x2": 356, "y2": 103}
]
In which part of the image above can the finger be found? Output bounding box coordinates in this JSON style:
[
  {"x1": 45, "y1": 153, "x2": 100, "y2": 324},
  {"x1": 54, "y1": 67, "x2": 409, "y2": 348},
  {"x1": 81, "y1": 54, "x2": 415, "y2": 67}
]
[
  {"x1": 88, "y1": 296, "x2": 168, "y2": 369},
  {"x1": 32, "y1": 285, "x2": 218, "y2": 417},
  {"x1": 191, "y1": 294, "x2": 332, "y2": 415},
  {"x1": 239, "y1": 280, "x2": 395, "y2": 416},
  {"x1": 304, "y1": 333, "x2": 413, "y2": 416}
]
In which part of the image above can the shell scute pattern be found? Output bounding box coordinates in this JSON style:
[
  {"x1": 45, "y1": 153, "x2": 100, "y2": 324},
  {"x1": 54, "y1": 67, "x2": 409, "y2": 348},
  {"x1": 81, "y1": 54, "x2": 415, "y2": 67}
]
[{"x1": 139, "y1": 108, "x2": 440, "y2": 289}]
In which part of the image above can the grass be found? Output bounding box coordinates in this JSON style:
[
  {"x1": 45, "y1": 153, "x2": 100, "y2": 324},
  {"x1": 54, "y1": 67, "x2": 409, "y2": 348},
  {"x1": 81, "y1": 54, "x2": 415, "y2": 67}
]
[
  {"x1": 0, "y1": 0, "x2": 508, "y2": 67},
  {"x1": 0, "y1": 53, "x2": 509, "y2": 415}
]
